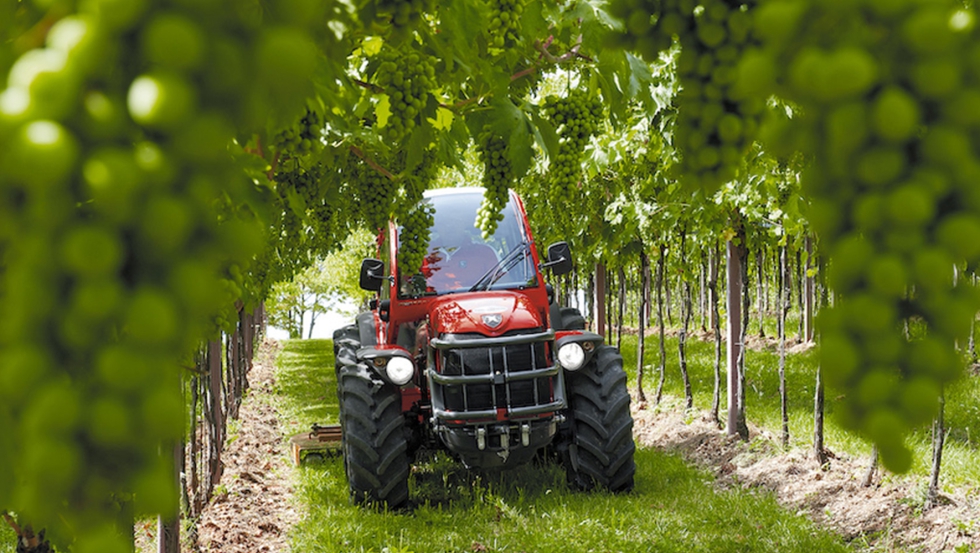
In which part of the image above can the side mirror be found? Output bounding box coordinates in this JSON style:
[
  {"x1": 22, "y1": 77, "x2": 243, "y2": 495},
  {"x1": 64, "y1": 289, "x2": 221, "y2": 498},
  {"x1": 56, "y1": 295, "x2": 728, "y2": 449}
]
[
  {"x1": 359, "y1": 258, "x2": 385, "y2": 291},
  {"x1": 544, "y1": 242, "x2": 573, "y2": 276}
]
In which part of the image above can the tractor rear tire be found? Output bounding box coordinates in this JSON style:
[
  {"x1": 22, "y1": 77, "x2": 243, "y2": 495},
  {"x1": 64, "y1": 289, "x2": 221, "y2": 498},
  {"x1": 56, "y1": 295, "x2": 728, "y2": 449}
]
[
  {"x1": 333, "y1": 325, "x2": 360, "y2": 370},
  {"x1": 337, "y1": 363, "x2": 410, "y2": 508},
  {"x1": 558, "y1": 307, "x2": 587, "y2": 331},
  {"x1": 562, "y1": 345, "x2": 635, "y2": 492}
]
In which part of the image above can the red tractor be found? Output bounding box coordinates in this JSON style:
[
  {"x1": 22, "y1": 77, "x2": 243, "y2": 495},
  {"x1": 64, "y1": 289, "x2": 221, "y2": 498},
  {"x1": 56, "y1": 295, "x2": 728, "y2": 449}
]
[{"x1": 333, "y1": 187, "x2": 635, "y2": 507}]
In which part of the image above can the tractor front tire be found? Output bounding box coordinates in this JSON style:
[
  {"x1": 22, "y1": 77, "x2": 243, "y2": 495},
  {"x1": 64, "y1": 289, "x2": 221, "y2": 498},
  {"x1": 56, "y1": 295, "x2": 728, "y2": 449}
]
[
  {"x1": 562, "y1": 345, "x2": 636, "y2": 492},
  {"x1": 335, "y1": 326, "x2": 410, "y2": 509}
]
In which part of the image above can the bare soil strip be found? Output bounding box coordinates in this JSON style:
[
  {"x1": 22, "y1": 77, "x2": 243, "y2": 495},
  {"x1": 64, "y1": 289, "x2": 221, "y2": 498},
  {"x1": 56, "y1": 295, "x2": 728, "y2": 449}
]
[
  {"x1": 191, "y1": 339, "x2": 298, "y2": 553},
  {"x1": 633, "y1": 404, "x2": 980, "y2": 553}
]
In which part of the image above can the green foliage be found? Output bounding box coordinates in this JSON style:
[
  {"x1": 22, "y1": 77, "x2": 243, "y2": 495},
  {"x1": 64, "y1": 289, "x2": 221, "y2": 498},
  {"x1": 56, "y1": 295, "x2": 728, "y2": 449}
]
[{"x1": 0, "y1": 523, "x2": 12, "y2": 553}]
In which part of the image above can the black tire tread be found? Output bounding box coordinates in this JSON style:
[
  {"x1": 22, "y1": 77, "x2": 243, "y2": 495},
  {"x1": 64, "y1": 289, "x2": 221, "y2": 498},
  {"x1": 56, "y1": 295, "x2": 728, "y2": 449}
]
[
  {"x1": 563, "y1": 345, "x2": 636, "y2": 492},
  {"x1": 334, "y1": 323, "x2": 410, "y2": 508},
  {"x1": 338, "y1": 367, "x2": 410, "y2": 507}
]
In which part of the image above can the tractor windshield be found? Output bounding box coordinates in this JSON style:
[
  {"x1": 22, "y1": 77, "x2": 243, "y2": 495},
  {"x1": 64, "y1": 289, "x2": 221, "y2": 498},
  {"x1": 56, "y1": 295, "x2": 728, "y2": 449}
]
[{"x1": 398, "y1": 190, "x2": 535, "y2": 298}]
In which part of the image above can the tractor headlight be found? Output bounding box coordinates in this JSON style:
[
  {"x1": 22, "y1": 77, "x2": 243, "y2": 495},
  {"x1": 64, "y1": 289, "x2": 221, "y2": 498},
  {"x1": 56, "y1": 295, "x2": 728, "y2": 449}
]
[
  {"x1": 385, "y1": 356, "x2": 415, "y2": 385},
  {"x1": 557, "y1": 343, "x2": 586, "y2": 371}
]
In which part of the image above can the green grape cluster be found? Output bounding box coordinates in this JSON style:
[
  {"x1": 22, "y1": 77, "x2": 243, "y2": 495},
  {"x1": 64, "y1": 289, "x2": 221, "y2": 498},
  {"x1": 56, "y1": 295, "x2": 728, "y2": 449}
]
[
  {"x1": 398, "y1": 201, "x2": 435, "y2": 276},
  {"x1": 476, "y1": 131, "x2": 514, "y2": 238},
  {"x1": 272, "y1": 107, "x2": 322, "y2": 158},
  {"x1": 607, "y1": 0, "x2": 763, "y2": 191},
  {"x1": 748, "y1": 0, "x2": 980, "y2": 473},
  {"x1": 487, "y1": 0, "x2": 526, "y2": 49},
  {"x1": 0, "y1": 1, "x2": 320, "y2": 550},
  {"x1": 372, "y1": 45, "x2": 436, "y2": 144},
  {"x1": 393, "y1": 151, "x2": 439, "y2": 275},
  {"x1": 396, "y1": 150, "x2": 439, "y2": 220},
  {"x1": 347, "y1": 155, "x2": 396, "y2": 231},
  {"x1": 542, "y1": 91, "x2": 603, "y2": 204},
  {"x1": 672, "y1": 0, "x2": 762, "y2": 192}
]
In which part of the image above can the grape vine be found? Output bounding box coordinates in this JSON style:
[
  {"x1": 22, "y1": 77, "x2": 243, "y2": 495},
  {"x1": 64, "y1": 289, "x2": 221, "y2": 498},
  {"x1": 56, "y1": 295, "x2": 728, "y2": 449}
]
[
  {"x1": 376, "y1": 0, "x2": 436, "y2": 42},
  {"x1": 9, "y1": 1, "x2": 980, "y2": 549},
  {"x1": 609, "y1": 0, "x2": 763, "y2": 192},
  {"x1": 348, "y1": 153, "x2": 397, "y2": 232},
  {"x1": 398, "y1": 202, "x2": 436, "y2": 279},
  {"x1": 272, "y1": 107, "x2": 323, "y2": 160},
  {"x1": 674, "y1": 0, "x2": 762, "y2": 192}
]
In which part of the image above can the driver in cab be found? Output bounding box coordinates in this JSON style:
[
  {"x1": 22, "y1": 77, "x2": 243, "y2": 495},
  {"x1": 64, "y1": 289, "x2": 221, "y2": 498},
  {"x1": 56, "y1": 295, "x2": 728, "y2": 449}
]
[{"x1": 422, "y1": 211, "x2": 498, "y2": 293}]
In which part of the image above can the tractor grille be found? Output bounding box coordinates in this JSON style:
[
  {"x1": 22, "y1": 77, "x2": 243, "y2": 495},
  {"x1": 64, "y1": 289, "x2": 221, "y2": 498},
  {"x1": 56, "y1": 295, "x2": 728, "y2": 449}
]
[{"x1": 428, "y1": 330, "x2": 565, "y2": 422}]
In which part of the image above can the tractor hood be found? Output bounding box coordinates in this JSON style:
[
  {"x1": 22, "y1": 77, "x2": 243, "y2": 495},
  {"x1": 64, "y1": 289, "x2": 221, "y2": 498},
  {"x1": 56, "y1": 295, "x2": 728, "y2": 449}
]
[{"x1": 429, "y1": 291, "x2": 544, "y2": 337}]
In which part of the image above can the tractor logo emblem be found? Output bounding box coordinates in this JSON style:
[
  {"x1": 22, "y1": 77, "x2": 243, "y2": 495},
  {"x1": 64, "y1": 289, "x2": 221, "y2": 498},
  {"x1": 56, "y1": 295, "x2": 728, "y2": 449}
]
[{"x1": 482, "y1": 314, "x2": 503, "y2": 328}]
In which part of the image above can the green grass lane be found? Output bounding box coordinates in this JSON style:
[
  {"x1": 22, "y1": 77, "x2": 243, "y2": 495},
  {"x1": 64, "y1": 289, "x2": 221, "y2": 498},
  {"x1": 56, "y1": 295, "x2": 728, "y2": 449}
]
[
  {"x1": 274, "y1": 338, "x2": 849, "y2": 553},
  {"x1": 273, "y1": 338, "x2": 341, "y2": 434}
]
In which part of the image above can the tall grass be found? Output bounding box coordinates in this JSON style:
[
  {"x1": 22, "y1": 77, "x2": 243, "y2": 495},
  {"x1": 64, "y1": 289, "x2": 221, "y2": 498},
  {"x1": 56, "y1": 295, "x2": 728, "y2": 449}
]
[{"x1": 274, "y1": 338, "x2": 850, "y2": 553}]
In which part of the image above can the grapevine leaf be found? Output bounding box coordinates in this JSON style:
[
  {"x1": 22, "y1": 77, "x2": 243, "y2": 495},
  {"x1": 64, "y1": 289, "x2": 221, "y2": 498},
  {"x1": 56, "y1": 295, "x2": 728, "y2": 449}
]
[
  {"x1": 351, "y1": 92, "x2": 371, "y2": 120},
  {"x1": 405, "y1": 124, "x2": 431, "y2": 168},
  {"x1": 437, "y1": 0, "x2": 483, "y2": 65},
  {"x1": 362, "y1": 36, "x2": 383, "y2": 57},
  {"x1": 521, "y1": 1, "x2": 549, "y2": 46},
  {"x1": 431, "y1": 107, "x2": 454, "y2": 131},
  {"x1": 285, "y1": 187, "x2": 308, "y2": 220},
  {"x1": 487, "y1": 97, "x2": 533, "y2": 178},
  {"x1": 595, "y1": 52, "x2": 628, "y2": 122},
  {"x1": 625, "y1": 52, "x2": 655, "y2": 102},
  {"x1": 529, "y1": 109, "x2": 560, "y2": 161},
  {"x1": 375, "y1": 94, "x2": 392, "y2": 128},
  {"x1": 355, "y1": 2, "x2": 380, "y2": 28},
  {"x1": 573, "y1": 0, "x2": 620, "y2": 49}
]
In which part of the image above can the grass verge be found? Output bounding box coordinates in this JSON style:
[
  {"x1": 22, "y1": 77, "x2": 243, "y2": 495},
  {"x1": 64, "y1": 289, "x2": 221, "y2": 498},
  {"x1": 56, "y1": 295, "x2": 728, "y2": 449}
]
[
  {"x1": 617, "y1": 331, "x2": 980, "y2": 490},
  {"x1": 273, "y1": 338, "x2": 849, "y2": 553}
]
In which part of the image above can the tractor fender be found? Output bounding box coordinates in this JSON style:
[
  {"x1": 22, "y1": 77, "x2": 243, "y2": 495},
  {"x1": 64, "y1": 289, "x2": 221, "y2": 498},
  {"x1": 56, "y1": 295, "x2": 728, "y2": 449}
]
[{"x1": 356, "y1": 311, "x2": 380, "y2": 347}]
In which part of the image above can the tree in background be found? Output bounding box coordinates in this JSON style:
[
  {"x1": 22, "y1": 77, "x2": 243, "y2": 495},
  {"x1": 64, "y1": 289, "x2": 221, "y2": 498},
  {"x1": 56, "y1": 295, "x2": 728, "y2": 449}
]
[{"x1": 267, "y1": 230, "x2": 374, "y2": 339}]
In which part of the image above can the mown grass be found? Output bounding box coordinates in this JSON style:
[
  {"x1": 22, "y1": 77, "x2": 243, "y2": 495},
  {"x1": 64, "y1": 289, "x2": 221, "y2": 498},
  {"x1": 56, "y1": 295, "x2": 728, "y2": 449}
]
[
  {"x1": 274, "y1": 338, "x2": 850, "y2": 553},
  {"x1": 272, "y1": 339, "x2": 341, "y2": 432},
  {"x1": 617, "y1": 326, "x2": 980, "y2": 491}
]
